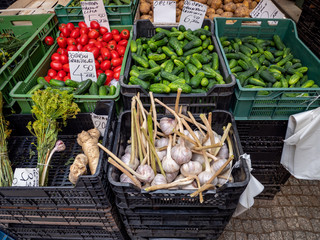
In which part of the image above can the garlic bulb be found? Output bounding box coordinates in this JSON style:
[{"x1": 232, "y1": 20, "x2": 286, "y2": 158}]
[
  {"x1": 181, "y1": 181, "x2": 197, "y2": 189},
  {"x1": 198, "y1": 170, "x2": 218, "y2": 186},
  {"x1": 160, "y1": 117, "x2": 176, "y2": 135},
  {"x1": 136, "y1": 165, "x2": 155, "y2": 183},
  {"x1": 155, "y1": 137, "x2": 169, "y2": 148},
  {"x1": 211, "y1": 158, "x2": 230, "y2": 173},
  {"x1": 121, "y1": 153, "x2": 139, "y2": 170},
  {"x1": 171, "y1": 141, "x2": 192, "y2": 165},
  {"x1": 125, "y1": 145, "x2": 132, "y2": 154},
  {"x1": 162, "y1": 136, "x2": 180, "y2": 173},
  {"x1": 217, "y1": 143, "x2": 229, "y2": 159},
  {"x1": 166, "y1": 171, "x2": 179, "y2": 183},
  {"x1": 156, "y1": 150, "x2": 167, "y2": 161},
  {"x1": 186, "y1": 131, "x2": 204, "y2": 148},
  {"x1": 173, "y1": 174, "x2": 185, "y2": 182},
  {"x1": 120, "y1": 173, "x2": 137, "y2": 185},
  {"x1": 151, "y1": 174, "x2": 167, "y2": 186},
  {"x1": 180, "y1": 161, "x2": 202, "y2": 177},
  {"x1": 203, "y1": 133, "x2": 221, "y2": 146},
  {"x1": 192, "y1": 153, "x2": 205, "y2": 165}
]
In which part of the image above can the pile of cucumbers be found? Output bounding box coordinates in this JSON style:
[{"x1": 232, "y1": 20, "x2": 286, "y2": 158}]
[
  {"x1": 221, "y1": 34, "x2": 317, "y2": 94},
  {"x1": 71, "y1": 0, "x2": 132, "y2": 8},
  {"x1": 128, "y1": 25, "x2": 225, "y2": 94},
  {"x1": 27, "y1": 74, "x2": 116, "y2": 96}
]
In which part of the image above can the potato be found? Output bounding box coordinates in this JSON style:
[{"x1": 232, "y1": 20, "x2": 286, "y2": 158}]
[
  {"x1": 211, "y1": 0, "x2": 222, "y2": 10},
  {"x1": 208, "y1": 12, "x2": 216, "y2": 19},
  {"x1": 176, "y1": 8, "x2": 182, "y2": 16},
  {"x1": 223, "y1": 0, "x2": 233, "y2": 4},
  {"x1": 235, "y1": 3, "x2": 245, "y2": 8},
  {"x1": 233, "y1": 0, "x2": 244, "y2": 2},
  {"x1": 223, "y1": 2, "x2": 236, "y2": 12},
  {"x1": 234, "y1": 6, "x2": 250, "y2": 17},
  {"x1": 140, "y1": 2, "x2": 151, "y2": 15},
  {"x1": 214, "y1": 14, "x2": 221, "y2": 18},
  {"x1": 206, "y1": 8, "x2": 215, "y2": 16},
  {"x1": 177, "y1": 1, "x2": 184, "y2": 10},
  {"x1": 216, "y1": 8, "x2": 224, "y2": 14},
  {"x1": 207, "y1": 0, "x2": 213, "y2": 6},
  {"x1": 177, "y1": 15, "x2": 181, "y2": 22},
  {"x1": 149, "y1": 10, "x2": 153, "y2": 15},
  {"x1": 221, "y1": 11, "x2": 233, "y2": 17},
  {"x1": 195, "y1": 0, "x2": 207, "y2": 4},
  {"x1": 141, "y1": 15, "x2": 152, "y2": 20},
  {"x1": 242, "y1": 0, "x2": 250, "y2": 8},
  {"x1": 250, "y1": 1, "x2": 257, "y2": 9}
]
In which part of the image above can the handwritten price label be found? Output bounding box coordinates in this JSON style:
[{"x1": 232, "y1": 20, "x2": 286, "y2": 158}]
[
  {"x1": 91, "y1": 113, "x2": 108, "y2": 136},
  {"x1": 68, "y1": 51, "x2": 97, "y2": 82},
  {"x1": 12, "y1": 168, "x2": 39, "y2": 187},
  {"x1": 250, "y1": 0, "x2": 284, "y2": 20},
  {"x1": 153, "y1": 1, "x2": 176, "y2": 23},
  {"x1": 179, "y1": 0, "x2": 207, "y2": 31},
  {"x1": 81, "y1": 0, "x2": 110, "y2": 31}
]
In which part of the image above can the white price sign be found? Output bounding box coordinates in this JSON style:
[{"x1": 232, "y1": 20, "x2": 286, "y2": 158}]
[
  {"x1": 91, "y1": 113, "x2": 108, "y2": 137},
  {"x1": 81, "y1": 0, "x2": 110, "y2": 31},
  {"x1": 68, "y1": 51, "x2": 97, "y2": 82},
  {"x1": 12, "y1": 168, "x2": 39, "y2": 187},
  {"x1": 250, "y1": 0, "x2": 284, "y2": 19},
  {"x1": 153, "y1": 1, "x2": 176, "y2": 23},
  {"x1": 179, "y1": 0, "x2": 207, "y2": 31}
]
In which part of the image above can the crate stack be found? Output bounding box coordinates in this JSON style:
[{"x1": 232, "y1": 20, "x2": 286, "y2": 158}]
[
  {"x1": 215, "y1": 17, "x2": 320, "y2": 198},
  {"x1": 297, "y1": 0, "x2": 320, "y2": 58},
  {"x1": 0, "y1": 101, "x2": 129, "y2": 240}
]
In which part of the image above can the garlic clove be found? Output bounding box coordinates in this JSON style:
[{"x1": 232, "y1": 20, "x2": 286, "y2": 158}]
[
  {"x1": 192, "y1": 153, "x2": 205, "y2": 165},
  {"x1": 151, "y1": 174, "x2": 167, "y2": 186},
  {"x1": 198, "y1": 170, "x2": 218, "y2": 186},
  {"x1": 166, "y1": 171, "x2": 179, "y2": 183},
  {"x1": 120, "y1": 173, "x2": 137, "y2": 185},
  {"x1": 217, "y1": 143, "x2": 229, "y2": 159},
  {"x1": 180, "y1": 161, "x2": 202, "y2": 177},
  {"x1": 156, "y1": 150, "x2": 167, "y2": 161},
  {"x1": 155, "y1": 137, "x2": 169, "y2": 148},
  {"x1": 171, "y1": 144, "x2": 192, "y2": 165},
  {"x1": 121, "y1": 153, "x2": 139, "y2": 170},
  {"x1": 159, "y1": 117, "x2": 176, "y2": 135},
  {"x1": 136, "y1": 165, "x2": 155, "y2": 183}
]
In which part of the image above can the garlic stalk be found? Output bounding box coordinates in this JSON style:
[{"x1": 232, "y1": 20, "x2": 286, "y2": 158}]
[
  {"x1": 145, "y1": 176, "x2": 196, "y2": 191},
  {"x1": 133, "y1": 105, "x2": 144, "y2": 163},
  {"x1": 149, "y1": 92, "x2": 157, "y2": 143},
  {"x1": 147, "y1": 113, "x2": 156, "y2": 174},
  {"x1": 162, "y1": 135, "x2": 180, "y2": 173}
]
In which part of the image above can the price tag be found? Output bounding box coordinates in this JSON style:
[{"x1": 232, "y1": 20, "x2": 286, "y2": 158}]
[
  {"x1": 250, "y1": 0, "x2": 284, "y2": 20},
  {"x1": 12, "y1": 168, "x2": 39, "y2": 187},
  {"x1": 91, "y1": 113, "x2": 108, "y2": 137},
  {"x1": 68, "y1": 51, "x2": 97, "y2": 82},
  {"x1": 153, "y1": 1, "x2": 176, "y2": 23},
  {"x1": 178, "y1": 0, "x2": 207, "y2": 31},
  {"x1": 81, "y1": 0, "x2": 110, "y2": 31}
]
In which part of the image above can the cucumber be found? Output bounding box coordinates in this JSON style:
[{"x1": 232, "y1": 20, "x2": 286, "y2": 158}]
[
  {"x1": 273, "y1": 35, "x2": 285, "y2": 50},
  {"x1": 99, "y1": 86, "x2": 108, "y2": 96},
  {"x1": 260, "y1": 70, "x2": 276, "y2": 83},
  {"x1": 138, "y1": 72, "x2": 155, "y2": 81},
  {"x1": 132, "y1": 53, "x2": 149, "y2": 68},
  {"x1": 169, "y1": 37, "x2": 183, "y2": 56},
  {"x1": 190, "y1": 72, "x2": 205, "y2": 88},
  {"x1": 109, "y1": 85, "x2": 116, "y2": 95},
  {"x1": 89, "y1": 82, "x2": 99, "y2": 95},
  {"x1": 148, "y1": 53, "x2": 166, "y2": 61},
  {"x1": 27, "y1": 83, "x2": 43, "y2": 95},
  {"x1": 186, "y1": 63, "x2": 198, "y2": 76},
  {"x1": 151, "y1": 32, "x2": 166, "y2": 42},
  {"x1": 229, "y1": 59, "x2": 238, "y2": 69},
  {"x1": 129, "y1": 76, "x2": 150, "y2": 89},
  {"x1": 37, "y1": 77, "x2": 50, "y2": 88},
  {"x1": 164, "y1": 60, "x2": 174, "y2": 72},
  {"x1": 225, "y1": 53, "x2": 240, "y2": 59},
  {"x1": 162, "y1": 46, "x2": 177, "y2": 58},
  {"x1": 97, "y1": 73, "x2": 107, "y2": 86},
  {"x1": 149, "y1": 83, "x2": 171, "y2": 93},
  {"x1": 288, "y1": 74, "x2": 301, "y2": 85},
  {"x1": 190, "y1": 56, "x2": 202, "y2": 69},
  {"x1": 301, "y1": 80, "x2": 314, "y2": 88},
  {"x1": 183, "y1": 46, "x2": 203, "y2": 56},
  {"x1": 168, "y1": 82, "x2": 192, "y2": 93},
  {"x1": 50, "y1": 79, "x2": 65, "y2": 87},
  {"x1": 130, "y1": 40, "x2": 137, "y2": 53},
  {"x1": 160, "y1": 71, "x2": 180, "y2": 82},
  {"x1": 212, "y1": 52, "x2": 219, "y2": 70},
  {"x1": 74, "y1": 79, "x2": 92, "y2": 95},
  {"x1": 248, "y1": 78, "x2": 266, "y2": 87},
  {"x1": 65, "y1": 79, "x2": 80, "y2": 88}
]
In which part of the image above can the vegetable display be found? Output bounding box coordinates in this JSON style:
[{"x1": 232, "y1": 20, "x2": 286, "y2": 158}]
[
  {"x1": 139, "y1": 0, "x2": 260, "y2": 21},
  {"x1": 99, "y1": 90, "x2": 235, "y2": 203},
  {"x1": 128, "y1": 25, "x2": 226, "y2": 94},
  {"x1": 70, "y1": 0, "x2": 133, "y2": 8},
  {"x1": 27, "y1": 88, "x2": 80, "y2": 186},
  {"x1": 0, "y1": 92, "x2": 13, "y2": 187},
  {"x1": 221, "y1": 34, "x2": 317, "y2": 93}
]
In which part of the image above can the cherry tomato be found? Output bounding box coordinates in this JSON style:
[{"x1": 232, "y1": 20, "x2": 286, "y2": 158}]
[
  {"x1": 112, "y1": 34, "x2": 121, "y2": 42},
  {"x1": 44, "y1": 76, "x2": 51, "y2": 82},
  {"x1": 116, "y1": 45, "x2": 126, "y2": 57},
  {"x1": 70, "y1": 28, "x2": 80, "y2": 39},
  {"x1": 67, "y1": 38, "x2": 76, "y2": 46},
  {"x1": 120, "y1": 29, "x2": 130, "y2": 40},
  {"x1": 59, "y1": 23, "x2": 67, "y2": 31},
  {"x1": 45, "y1": 36, "x2": 54, "y2": 46},
  {"x1": 78, "y1": 21, "x2": 87, "y2": 28},
  {"x1": 67, "y1": 45, "x2": 77, "y2": 52},
  {"x1": 63, "y1": 76, "x2": 69, "y2": 82},
  {"x1": 50, "y1": 61, "x2": 63, "y2": 71},
  {"x1": 102, "y1": 32, "x2": 113, "y2": 43},
  {"x1": 79, "y1": 34, "x2": 89, "y2": 45},
  {"x1": 48, "y1": 69, "x2": 57, "y2": 78},
  {"x1": 88, "y1": 29, "x2": 99, "y2": 39},
  {"x1": 88, "y1": 39, "x2": 97, "y2": 45},
  {"x1": 101, "y1": 47, "x2": 111, "y2": 60},
  {"x1": 113, "y1": 71, "x2": 120, "y2": 80},
  {"x1": 96, "y1": 69, "x2": 104, "y2": 77},
  {"x1": 107, "y1": 42, "x2": 116, "y2": 51},
  {"x1": 101, "y1": 41, "x2": 107, "y2": 47},
  {"x1": 96, "y1": 36, "x2": 104, "y2": 42},
  {"x1": 113, "y1": 65, "x2": 122, "y2": 73},
  {"x1": 57, "y1": 48, "x2": 67, "y2": 55},
  {"x1": 80, "y1": 27, "x2": 89, "y2": 35},
  {"x1": 76, "y1": 43, "x2": 83, "y2": 51},
  {"x1": 111, "y1": 29, "x2": 119, "y2": 35},
  {"x1": 99, "y1": 27, "x2": 108, "y2": 35},
  {"x1": 111, "y1": 58, "x2": 122, "y2": 67},
  {"x1": 110, "y1": 50, "x2": 120, "y2": 59},
  {"x1": 100, "y1": 60, "x2": 111, "y2": 71},
  {"x1": 66, "y1": 23, "x2": 75, "y2": 31},
  {"x1": 89, "y1": 47, "x2": 100, "y2": 58},
  {"x1": 90, "y1": 21, "x2": 100, "y2": 30},
  {"x1": 57, "y1": 70, "x2": 66, "y2": 78},
  {"x1": 51, "y1": 53, "x2": 61, "y2": 62},
  {"x1": 104, "y1": 70, "x2": 114, "y2": 85},
  {"x1": 63, "y1": 63, "x2": 70, "y2": 72},
  {"x1": 57, "y1": 37, "x2": 67, "y2": 48},
  {"x1": 54, "y1": 76, "x2": 63, "y2": 81},
  {"x1": 95, "y1": 41, "x2": 103, "y2": 49},
  {"x1": 97, "y1": 56, "x2": 103, "y2": 63},
  {"x1": 82, "y1": 45, "x2": 90, "y2": 51},
  {"x1": 60, "y1": 54, "x2": 68, "y2": 64},
  {"x1": 61, "y1": 28, "x2": 71, "y2": 38},
  {"x1": 95, "y1": 60, "x2": 100, "y2": 70}
]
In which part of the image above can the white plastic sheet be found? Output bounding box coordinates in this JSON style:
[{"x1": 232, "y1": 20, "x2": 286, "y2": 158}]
[{"x1": 281, "y1": 107, "x2": 320, "y2": 180}]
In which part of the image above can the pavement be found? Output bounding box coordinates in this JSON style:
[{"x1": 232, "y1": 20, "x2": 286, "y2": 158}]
[{"x1": 218, "y1": 176, "x2": 320, "y2": 240}]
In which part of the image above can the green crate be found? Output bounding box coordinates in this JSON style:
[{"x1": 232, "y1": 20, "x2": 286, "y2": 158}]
[
  {"x1": 55, "y1": 0, "x2": 139, "y2": 25},
  {"x1": 215, "y1": 18, "x2": 320, "y2": 120},
  {"x1": 0, "y1": 14, "x2": 58, "y2": 109},
  {"x1": 9, "y1": 25, "x2": 132, "y2": 113}
]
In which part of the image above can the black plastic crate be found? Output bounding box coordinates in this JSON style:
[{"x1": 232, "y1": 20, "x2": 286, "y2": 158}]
[
  {"x1": 120, "y1": 19, "x2": 236, "y2": 112},
  {"x1": 236, "y1": 120, "x2": 288, "y2": 138},
  {"x1": 0, "y1": 0, "x2": 16, "y2": 9},
  {"x1": 2, "y1": 223, "x2": 128, "y2": 240},
  {"x1": 251, "y1": 165, "x2": 290, "y2": 185},
  {"x1": 108, "y1": 110, "x2": 249, "y2": 209},
  {"x1": 0, "y1": 101, "x2": 116, "y2": 208},
  {"x1": 255, "y1": 184, "x2": 281, "y2": 200}
]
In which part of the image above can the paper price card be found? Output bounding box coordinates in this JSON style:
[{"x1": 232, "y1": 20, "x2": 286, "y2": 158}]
[
  {"x1": 68, "y1": 51, "x2": 97, "y2": 82},
  {"x1": 178, "y1": 0, "x2": 207, "y2": 31},
  {"x1": 250, "y1": 0, "x2": 285, "y2": 19},
  {"x1": 153, "y1": 1, "x2": 176, "y2": 23},
  {"x1": 12, "y1": 168, "x2": 39, "y2": 187},
  {"x1": 81, "y1": 0, "x2": 110, "y2": 31},
  {"x1": 91, "y1": 113, "x2": 108, "y2": 136}
]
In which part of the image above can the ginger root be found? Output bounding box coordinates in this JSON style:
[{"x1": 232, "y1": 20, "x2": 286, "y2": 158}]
[
  {"x1": 77, "y1": 128, "x2": 100, "y2": 175},
  {"x1": 69, "y1": 154, "x2": 88, "y2": 184}
]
